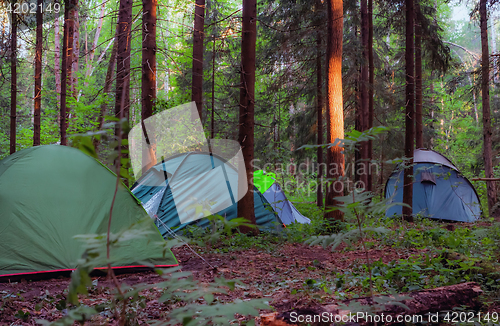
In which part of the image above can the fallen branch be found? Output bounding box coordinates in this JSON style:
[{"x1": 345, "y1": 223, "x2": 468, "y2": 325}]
[
  {"x1": 260, "y1": 282, "x2": 483, "y2": 326},
  {"x1": 472, "y1": 177, "x2": 500, "y2": 181}
]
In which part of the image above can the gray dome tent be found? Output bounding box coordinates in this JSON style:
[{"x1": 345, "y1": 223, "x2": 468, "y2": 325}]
[{"x1": 385, "y1": 149, "x2": 482, "y2": 222}]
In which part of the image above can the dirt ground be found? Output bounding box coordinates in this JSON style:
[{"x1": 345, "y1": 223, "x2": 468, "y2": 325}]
[{"x1": 0, "y1": 243, "x2": 430, "y2": 325}]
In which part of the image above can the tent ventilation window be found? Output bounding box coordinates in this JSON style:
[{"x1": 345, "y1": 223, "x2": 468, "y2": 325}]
[{"x1": 420, "y1": 171, "x2": 437, "y2": 185}]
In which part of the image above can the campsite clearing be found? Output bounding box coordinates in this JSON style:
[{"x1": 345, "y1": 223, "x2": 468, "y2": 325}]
[{"x1": 1, "y1": 218, "x2": 499, "y2": 324}]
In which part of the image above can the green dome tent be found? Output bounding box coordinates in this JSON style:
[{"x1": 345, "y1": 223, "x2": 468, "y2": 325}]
[{"x1": 0, "y1": 145, "x2": 178, "y2": 279}]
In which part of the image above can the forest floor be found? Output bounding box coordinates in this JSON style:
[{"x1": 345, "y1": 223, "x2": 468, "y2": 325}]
[
  {"x1": 0, "y1": 242, "x2": 429, "y2": 325},
  {"x1": 0, "y1": 238, "x2": 497, "y2": 325}
]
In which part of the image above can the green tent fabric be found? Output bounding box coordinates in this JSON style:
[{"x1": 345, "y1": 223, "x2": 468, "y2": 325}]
[
  {"x1": 253, "y1": 170, "x2": 276, "y2": 193},
  {"x1": 0, "y1": 145, "x2": 178, "y2": 279}
]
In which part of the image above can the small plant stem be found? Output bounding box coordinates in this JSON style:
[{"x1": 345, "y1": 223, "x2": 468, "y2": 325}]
[{"x1": 352, "y1": 191, "x2": 373, "y2": 298}]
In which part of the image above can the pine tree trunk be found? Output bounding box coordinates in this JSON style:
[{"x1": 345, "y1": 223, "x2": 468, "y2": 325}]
[
  {"x1": 60, "y1": 0, "x2": 76, "y2": 145},
  {"x1": 114, "y1": 0, "x2": 132, "y2": 183},
  {"x1": 142, "y1": 0, "x2": 157, "y2": 172},
  {"x1": 403, "y1": 0, "x2": 414, "y2": 221},
  {"x1": 415, "y1": 1, "x2": 423, "y2": 149},
  {"x1": 367, "y1": 0, "x2": 373, "y2": 192},
  {"x1": 211, "y1": 34, "x2": 216, "y2": 139},
  {"x1": 316, "y1": 29, "x2": 324, "y2": 207},
  {"x1": 71, "y1": 8, "x2": 79, "y2": 96},
  {"x1": 54, "y1": 2, "x2": 61, "y2": 126},
  {"x1": 33, "y1": 0, "x2": 43, "y2": 146},
  {"x1": 191, "y1": 0, "x2": 205, "y2": 120},
  {"x1": 324, "y1": 0, "x2": 344, "y2": 221},
  {"x1": 480, "y1": 0, "x2": 497, "y2": 215},
  {"x1": 238, "y1": 0, "x2": 258, "y2": 233},
  {"x1": 359, "y1": 0, "x2": 369, "y2": 190},
  {"x1": 10, "y1": 6, "x2": 17, "y2": 154}
]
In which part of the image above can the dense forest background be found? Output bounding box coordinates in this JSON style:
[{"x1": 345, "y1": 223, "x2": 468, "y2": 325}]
[{"x1": 1, "y1": 0, "x2": 499, "y2": 211}]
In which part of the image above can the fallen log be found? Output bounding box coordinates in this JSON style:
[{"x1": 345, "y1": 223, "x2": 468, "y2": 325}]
[
  {"x1": 260, "y1": 282, "x2": 483, "y2": 326},
  {"x1": 471, "y1": 177, "x2": 500, "y2": 181}
]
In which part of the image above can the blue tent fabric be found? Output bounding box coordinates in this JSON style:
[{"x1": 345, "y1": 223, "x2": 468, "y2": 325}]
[
  {"x1": 385, "y1": 150, "x2": 481, "y2": 222},
  {"x1": 131, "y1": 153, "x2": 281, "y2": 237},
  {"x1": 262, "y1": 183, "x2": 311, "y2": 225}
]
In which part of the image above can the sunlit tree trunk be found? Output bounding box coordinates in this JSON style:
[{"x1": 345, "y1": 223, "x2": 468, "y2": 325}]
[
  {"x1": 324, "y1": 0, "x2": 344, "y2": 221},
  {"x1": 480, "y1": 0, "x2": 497, "y2": 215},
  {"x1": 10, "y1": 5, "x2": 17, "y2": 154},
  {"x1": 192, "y1": 0, "x2": 205, "y2": 120},
  {"x1": 142, "y1": 0, "x2": 157, "y2": 172},
  {"x1": 316, "y1": 29, "x2": 324, "y2": 207},
  {"x1": 33, "y1": 0, "x2": 43, "y2": 146},
  {"x1": 415, "y1": 1, "x2": 423, "y2": 149},
  {"x1": 403, "y1": 0, "x2": 414, "y2": 222},
  {"x1": 238, "y1": 0, "x2": 258, "y2": 233}
]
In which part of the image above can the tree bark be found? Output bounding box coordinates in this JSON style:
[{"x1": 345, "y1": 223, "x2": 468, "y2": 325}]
[
  {"x1": 33, "y1": 0, "x2": 43, "y2": 146},
  {"x1": 191, "y1": 0, "x2": 205, "y2": 120},
  {"x1": 211, "y1": 34, "x2": 216, "y2": 139},
  {"x1": 480, "y1": 0, "x2": 497, "y2": 215},
  {"x1": 238, "y1": 0, "x2": 258, "y2": 233},
  {"x1": 316, "y1": 29, "x2": 323, "y2": 207},
  {"x1": 114, "y1": 0, "x2": 133, "y2": 184},
  {"x1": 10, "y1": 5, "x2": 17, "y2": 154},
  {"x1": 415, "y1": 1, "x2": 423, "y2": 149},
  {"x1": 324, "y1": 0, "x2": 344, "y2": 221},
  {"x1": 71, "y1": 7, "x2": 79, "y2": 96},
  {"x1": 142, "y1": 0, "x2": 157, "y2": 172},
  {"x1": 60, "y1": 0, "x2": 76, "y2": 145},
  {"x1": 403, "y1": 0, "x2": 414, "y2": 222},
  {"x1": 54, "y1": 1, "x2": 61, "y2": 126},
  {"x1": 367, "y1": 0, "x2": 373, "y2": 192},
  {"x1": 115, "y1": 0, "x2": 132, "y2": 125},
  {"x1": 359, "y1": 0, "x2": 369, "y2": 190}
]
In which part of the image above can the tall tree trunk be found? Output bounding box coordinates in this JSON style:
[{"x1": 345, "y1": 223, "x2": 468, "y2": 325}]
[
  {"x1": 54, "y1": 1, "x2": 61, "y2": 126},
  {"x1": 359, "y1": 0, "x2": 369, "y2": 190},
  {"x1": 415, "y1": 1, "x2": 423, "y2": 149},
  {"x1": 191, "y1": 0, "x2": 205, "y2": 120},
  {"x1": 324, "y1": 0, "x2": 344, "y2": 221},
  {"x1": 316, "y1": 29, "x2": 324, "y2": 207},
  {"x1": 33, "y1": 0, "x2": 43, "y2": 146},
  {"x1": 10, "y1": 5, "x2": 17, "y2": 154},
  {"x1": 211, "y1": 34, "x2": 216, "y2": 139},
  {"x1": 142, "y1": 0, "x2": 157, "y2": 173},
  {"x1": 60, "y1": 0, "x2": 76, "y2": 145},
  {"x1": 238, "y1": 0, "x2": 258, "y2": 233},
  {"x1": 114, "y1": 0, "x2": 133, "y2": 178},
  {"x1": 403, "y1": 0, "x2": 414, "y2": 221},
  {"x1": 71, "y1": 8, "x2": 79, "y2": 96},
  {"x1": 367, "y1": 0, "x2": 373, "y2": 192},
  {"x1": 480, "y1": 0, "x2": 497, "y2": 215}
]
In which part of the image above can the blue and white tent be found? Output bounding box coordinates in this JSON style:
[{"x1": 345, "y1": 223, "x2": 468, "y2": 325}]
[
  {"x1": 131, "y1": 152, "x2": 283, "y2": 237},
  {"x1": 385, "y1": 149, "x2": 482, "y2": 222}
]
